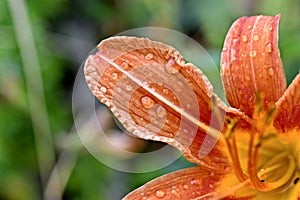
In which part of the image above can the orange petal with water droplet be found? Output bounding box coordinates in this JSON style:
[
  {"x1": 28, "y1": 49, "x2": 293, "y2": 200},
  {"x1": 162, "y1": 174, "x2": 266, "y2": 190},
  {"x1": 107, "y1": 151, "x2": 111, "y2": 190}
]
[
  {"x1": 274, "y1": 73, "x2": 300, "y2": 131},
  {"x1": 84, "y1": 36, "x2": 232, "y2": 169},
  {"x1": 221, "y1": 15, "x2": 286, "y2": 117},
  {"x1": 122, "y1": 166, "x2": 227, "y2": 200}
]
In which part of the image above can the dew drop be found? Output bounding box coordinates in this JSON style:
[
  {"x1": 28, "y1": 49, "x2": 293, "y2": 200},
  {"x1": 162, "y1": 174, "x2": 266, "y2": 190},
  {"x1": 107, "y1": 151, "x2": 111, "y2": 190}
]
[
  {"x1": 165, "y1": 58, "x2": 179, "y2": 74},
  {"x1": 247, "y1": 25, "x2": 252, "y2": 29},
  {"x1": 253, "y1": 35, "x2": 260, "y2": 41},
  {"x1": 100, "y1": 86, "x2": 107, "y2": 93},
  {"x1": 265, "y1": 43, "x2": 272, "y2": 53},
  {"x1": 163, "y1": 88, "x2": 169, "y2": 94},
  {"x1": 232, "y1": 38, "x2": 239, "y2": 43},
  {"x1": 145, "y1": 53, "x2": 154, "y2": 60},
  {"x1": 190, "y1": 179, "x2": 200, "y2": 185},
  {"x1": 222, "y1": 47, "x2": 227, "y2": 51},
  {"x1": 183, "y1": 184, "x2": 189, "y2": 190},
  {"x1": 249, "y1": 50, "x2": 257, "y2": 57},
  {"x1": 111, "y1": 72, "x2": 118, "y2": 80},
  {"x1": 156, "y1": 105, "x2": 167, "y2": 118},
  {"x1": 141, "y1": 96, "x2": 154, "y2": 109},
  {"x1": 242, "y1": 35, "x2": 248, "y2": 42},
  {"x1": 116, "y1": 87, "x2": 122, "y2": 92},
  {"x1": 155, "y1": 190, "x2": 166, "y2": 198},
  {"x1": 269, "y1": 27, "x2": 273, "y2": 31},
  {"x1": 125, "y1": 85, "x2": 132, "y2": 91},
  {"x1": 186, "y1": 104, "x2": 191, "y2": 110},
  {"x1": 268, "y1": 68, "x2": 275, "y2": 76},
  {"x1": 94, "y1": 57, "x2": 101, "y2": 63},
  {"x1": 121, "y1": 61, "x2": 129, "y2": 69},
  {"x1": 171, "y1": 190, "x2": 180, "y2": 198}
]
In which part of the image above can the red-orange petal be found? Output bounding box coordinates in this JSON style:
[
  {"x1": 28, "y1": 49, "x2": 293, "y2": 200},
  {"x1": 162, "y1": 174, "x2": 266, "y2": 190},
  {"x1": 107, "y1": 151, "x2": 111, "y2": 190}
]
[
  {"x1": 122, "y1": 166, "x2": 227, "y2": 200},
  {"x1": 221, "y1": 15, "x2": 287, "y2": 117},
  {"x1": 274, "y1": 73, "x2": 300, "y2": 131},
  {"x1": 84, "y1": 36, "x2": 230, "y2": 169}
]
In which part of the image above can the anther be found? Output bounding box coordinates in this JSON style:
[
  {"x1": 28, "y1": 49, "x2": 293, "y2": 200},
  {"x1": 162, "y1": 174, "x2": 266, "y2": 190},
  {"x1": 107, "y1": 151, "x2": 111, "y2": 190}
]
[{"x1": 294, "y1": 177, "x2": 299, "y2": 185}]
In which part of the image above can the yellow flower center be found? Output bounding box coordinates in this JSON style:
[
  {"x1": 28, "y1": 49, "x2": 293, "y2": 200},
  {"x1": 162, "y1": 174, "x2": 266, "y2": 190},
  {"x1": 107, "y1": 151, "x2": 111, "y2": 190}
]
[{"x1": 223, "y1": 95, "x2": 300, "y2": 198}]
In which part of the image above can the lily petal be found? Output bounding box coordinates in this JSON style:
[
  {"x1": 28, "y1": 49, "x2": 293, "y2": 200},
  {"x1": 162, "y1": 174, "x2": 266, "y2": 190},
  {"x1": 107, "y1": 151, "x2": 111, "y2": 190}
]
[
  {"x1": 84, "y1": 37, "x2": 230, "y2": 169},
  {"x1": 221, "y1": 15, "x2": 286, "y2": 117},
  {"x1": 122, "y1": 166, "x2": 227, "y2": 200},
  {"x1": 274, "y1": 73, "x2": 300, "y2": 131}
]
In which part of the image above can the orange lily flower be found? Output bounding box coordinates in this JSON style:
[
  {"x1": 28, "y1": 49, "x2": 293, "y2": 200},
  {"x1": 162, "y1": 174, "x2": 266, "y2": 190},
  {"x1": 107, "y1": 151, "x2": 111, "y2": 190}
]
[{"x1": 84, "y1": 15, "x2": 300, "y2": 199}]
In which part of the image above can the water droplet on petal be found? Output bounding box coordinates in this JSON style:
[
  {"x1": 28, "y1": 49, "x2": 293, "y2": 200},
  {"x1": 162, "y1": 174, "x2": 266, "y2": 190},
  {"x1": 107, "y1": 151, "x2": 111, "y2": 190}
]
[
  {"x1": 163, "y1": 88, "x2": 169, "y2": 94},
  {"x1": 253, "y1": 35, "x2": 260, "y2": 41},
  {"x1": 111, "y1": 72, "x2": 118, "y2": 80},
  {"x1": 155, "y1": 190, "x2": 166, "y2": 198},
  {"x1": 190, "y1": 179, "x2": 200, "y2": 185},
  {"x1": 186, "y1": 104, "x2": 191, "y2": 110},
  {"x1": 171, "y1": 190, "x2": 180, "y2": 198},
  {"x1": 94, "y1": 57, "x2": 100, "y2": 63},
  {"x1": 100, "y1": 86, "x2": 107, "y2": 93},
  {"x1": 269, "y1": 27, "x2": 273, "y2": 31},
  {"x1": 156, "y1": 105, "x2": 167, "y2": 118},
  {"x1": 116, "y1": 87, "x2": 121, "y2": 92},
  {"x1": 121, "y1": 61, "x2": 129, "y2": 69},
  {"x1": 222, "y1": 47, "x2": 227, "y2": 51},
  {"x1": 183, "y1": 184, "x2": 189, "y2": 190},
  {"x1": 141, "y1": 96, "x2": 154, "y2": 109},
  {"x1": 265, "y1": 43, "x2": 272, "y2": 53},
  {"x1": 247, "y1": 25, "x2": 252, "y2": 29},
  {"x1": 125, "y1": 85, "x2": 132, "y2": 91},
  {"x1": 165, "y1": 58, "x2": 179, "y2": 74},
  {"x1": 242, "y1": 35, "x2": 248, "y2": 42},
  {"x1": 233, "y1": 38, "x2": 239, "y2": 43},
  {"x1": 249, "y1": 50, "x2": 257, "y2": 57},
  {"x1": 145, "y1": 53, "x2": 154, "y2": 60},
  {"x1": 249, "y1": 94, "x2": 254, "y2": 103},
  {"x1": 268, "y1": 68, "x2": 274, "y2": 76}
]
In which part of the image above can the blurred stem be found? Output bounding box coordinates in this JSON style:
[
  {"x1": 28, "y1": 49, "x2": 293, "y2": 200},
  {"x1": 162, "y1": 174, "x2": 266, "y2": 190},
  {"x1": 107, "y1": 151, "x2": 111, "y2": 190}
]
[
  {"x1": 8, "y1": 0, "x2": 55, "y2": 192},
  {"x1": 44, "y1": 128, "x2": 79, "y2": 200}
]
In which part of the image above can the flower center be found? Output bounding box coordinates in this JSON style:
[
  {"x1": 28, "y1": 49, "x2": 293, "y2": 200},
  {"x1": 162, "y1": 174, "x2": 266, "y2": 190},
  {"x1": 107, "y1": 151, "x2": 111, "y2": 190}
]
[{"x1": 225, "y1": 96, "x2": 300, "y2": 192}]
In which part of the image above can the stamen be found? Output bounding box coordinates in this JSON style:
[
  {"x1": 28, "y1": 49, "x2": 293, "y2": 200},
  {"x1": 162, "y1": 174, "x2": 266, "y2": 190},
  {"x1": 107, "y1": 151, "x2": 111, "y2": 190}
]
[
  {"x1": 248, "y1": 130, "x2": 267, "y2": 190},
  {"x1": 225, "y1": 118, "x2": 249, "y2": 182},
  {"x1": 260, "y1": 154, "x2": 296, "y2": 190},
  {"x1": 264, "y1": 105, "x2": 275, "y2": 125}
]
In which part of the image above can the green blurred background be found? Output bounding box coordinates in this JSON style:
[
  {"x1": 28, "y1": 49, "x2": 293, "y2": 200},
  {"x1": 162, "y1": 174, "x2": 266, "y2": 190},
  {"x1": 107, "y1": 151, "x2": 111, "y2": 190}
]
[{"x1": 0, "y1": 0, "x2": 299, "y2": 199}]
